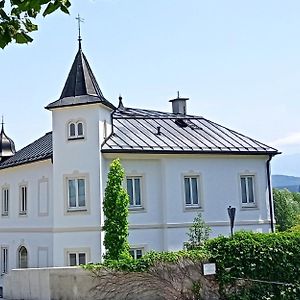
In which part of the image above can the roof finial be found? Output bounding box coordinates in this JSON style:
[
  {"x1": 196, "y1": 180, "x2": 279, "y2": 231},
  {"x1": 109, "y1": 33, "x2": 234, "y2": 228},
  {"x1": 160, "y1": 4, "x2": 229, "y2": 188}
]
[
  {"x1": 177, "y1": 91, "x2": 180, "y2": 98},
  {"x1": 76, "y1": 14, "x2": 84, "y2": 50},
  {"x1": 118, "y1": 94, "x2": 124, "y2": 109}
]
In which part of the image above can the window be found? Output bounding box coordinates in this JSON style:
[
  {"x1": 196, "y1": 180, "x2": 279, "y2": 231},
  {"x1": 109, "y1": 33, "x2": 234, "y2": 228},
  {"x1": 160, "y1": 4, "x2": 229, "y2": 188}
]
[
  {"x1": 129, "y1": 248, "x2": 143, "y2": 259},
  {"x1": 68, "y1": 121, "x2": 84, "y2": 139},
  {"x1": 18, "y1": 246, "x2": 28, "y2": 268},
  {"x1": 126, "y1": 177, "x2": 142, "y2": 208},
  {"x1": 68, "y1": 252, "x2": 86, "y2": 266},
  {"x1": 240, "y1": 175, "x2": 255, "y2": 207},
  {"x1": 67, "y1": 178, "x2": 86, "y2": 210},
  {"x1": 2, "y1": 188, "x2": 9, "y2": 216},
  {"x1": 1, "y1": 247, "x2": 8, "y2": 274},
  {"x1": 184, "y1": 176, "x2": 200, "y2": 207},
  {"x1": 19, "y1": 185, "x2": 27, "y2": 215}
]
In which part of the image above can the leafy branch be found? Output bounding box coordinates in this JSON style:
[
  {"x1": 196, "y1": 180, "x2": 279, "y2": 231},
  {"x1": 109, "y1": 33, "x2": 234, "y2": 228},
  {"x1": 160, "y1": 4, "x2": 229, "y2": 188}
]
[{"x1": 0, "y1": 0, "x2": 71, "y2": 49}]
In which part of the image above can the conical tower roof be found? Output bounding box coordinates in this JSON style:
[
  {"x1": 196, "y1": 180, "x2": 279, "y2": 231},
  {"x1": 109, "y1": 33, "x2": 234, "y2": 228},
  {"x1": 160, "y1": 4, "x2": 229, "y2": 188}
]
[
  {"x1": 0, "y1": 122, "x2": 16, "y2": 161},
  {"x1": 46, "y1": 48, "x2": 115, "y2": 110}
]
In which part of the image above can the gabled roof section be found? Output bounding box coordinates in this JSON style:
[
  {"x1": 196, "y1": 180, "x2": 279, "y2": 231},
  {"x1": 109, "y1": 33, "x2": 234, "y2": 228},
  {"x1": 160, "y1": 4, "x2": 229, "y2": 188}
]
[
  {"x1": 0, "y1": 132, "x2": 52, "y2": 169},
  {"x1": 45, "y1": 49, "x2": 115, "y2": 110},
  {"x1": 102, "y1": 107, "x2": 279, "y2": 155}
]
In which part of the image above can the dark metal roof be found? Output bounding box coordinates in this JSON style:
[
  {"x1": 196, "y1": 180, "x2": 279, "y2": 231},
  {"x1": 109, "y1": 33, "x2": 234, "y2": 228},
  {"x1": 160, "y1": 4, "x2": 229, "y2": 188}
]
[
  {"x1": 0, "y1": 123, "x2": 16, "y2": 160},
  {"x1": 102, "y1": 107, "x2": 279, "y2": 155},
  {"x1": 0, "y1": 105, "x2": 279, "y2": 170},
  {"x1": 0, "y1": 132, "x2": 52, "y2": 169},
  {"x1": 45, "y1": 49, "x2": 115, "y2": 110}
]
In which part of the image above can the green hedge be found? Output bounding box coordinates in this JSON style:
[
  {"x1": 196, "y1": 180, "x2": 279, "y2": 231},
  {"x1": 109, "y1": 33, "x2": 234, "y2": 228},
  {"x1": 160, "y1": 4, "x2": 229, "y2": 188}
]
[
  {"x1": 206, "y1": 231, "x2": 300, "y2": 299},
  {"x1": 83, "y1": 249, "x2": 209, "y2": 273}
]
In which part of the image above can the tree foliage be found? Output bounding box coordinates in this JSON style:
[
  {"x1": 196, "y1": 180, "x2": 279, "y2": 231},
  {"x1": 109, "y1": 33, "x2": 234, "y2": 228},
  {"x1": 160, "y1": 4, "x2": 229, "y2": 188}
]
[
  {"x1": 273, "y1": 189, "x2": 300, "y2": 231},
  {"x1": 184, "y1": 213, "x2": 211, "y2": 250},
  {"x1": 0, "y1": 0, "x2": 71, "y2": 49},
  {"x1": 103, "y1": 158, "x2": 131, "y2": 261}
]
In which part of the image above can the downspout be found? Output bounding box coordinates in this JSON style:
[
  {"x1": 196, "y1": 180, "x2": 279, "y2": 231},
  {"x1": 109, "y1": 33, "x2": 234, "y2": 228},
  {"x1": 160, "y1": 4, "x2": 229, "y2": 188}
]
[{"x1": 266, "y1": 155, "x2": 275, "y2": 232}]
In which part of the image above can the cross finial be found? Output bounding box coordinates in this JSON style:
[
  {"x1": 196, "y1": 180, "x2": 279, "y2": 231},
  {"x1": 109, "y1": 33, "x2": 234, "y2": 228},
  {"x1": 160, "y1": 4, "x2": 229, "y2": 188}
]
[
  {"x1": 1, "y1": 116, "x2": 4, "y2": 132},
  {"x1": 76, "y1": 14, "x2": 84, "y2": 50},
  {"x1": 177, "y1": 91, "x2": 180, "y2": 98}
]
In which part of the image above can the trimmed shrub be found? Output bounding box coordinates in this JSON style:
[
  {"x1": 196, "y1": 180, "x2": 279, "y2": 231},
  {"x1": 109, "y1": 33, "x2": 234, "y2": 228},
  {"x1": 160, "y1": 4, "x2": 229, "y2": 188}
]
[{"x1": 206, "y1": 231, "x2": 300, "y2": 299}]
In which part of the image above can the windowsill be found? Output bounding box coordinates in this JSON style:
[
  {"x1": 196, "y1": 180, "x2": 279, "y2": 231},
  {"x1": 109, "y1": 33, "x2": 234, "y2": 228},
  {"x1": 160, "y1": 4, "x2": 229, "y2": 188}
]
[
  {"x1": 129, "y1": 206, "x2": 146, "y2": 213},
  {"x1": 67, "y1": 208, "x2": 87, "y2": 212},
  {"x1": 66, "y1": 208, "x2": 89, "y2": 215},
  {"x1": 241, "y1": 205, "x2": 258, "y2": 210},
  {"x1": 19, "y1": 212, "x2": 27, "y2": 216},
  {"x1": 68, "y1": 136, "x2": 85, "y2": 141},
  {"x1": 184, "y1": 205, "x2": 203, "y2": 211},
  {"x1": 1, "y1": 213, "x2": 8, "y2": 217}
]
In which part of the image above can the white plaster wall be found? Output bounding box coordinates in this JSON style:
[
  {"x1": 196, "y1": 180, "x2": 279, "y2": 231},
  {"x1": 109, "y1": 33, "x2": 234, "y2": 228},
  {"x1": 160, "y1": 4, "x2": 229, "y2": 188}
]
[
  {"x1": 0, "y1": 160, "x2": 53, "y2": 227},
  {"x1": 51, "y1": 103, "x2": 112, "y2": 265},
  {"x1": 102, "y1": 153, "x2": 272, "y2": 252},
  {"x1": 161, "y1": 155, "x2": 270, "y2": 225},
  {"x1": 0, "y1": 232, "x2": 53, "y2": 287},
  {"x1": 52, "y1": 231, "x2": 101, "y2": 266}
]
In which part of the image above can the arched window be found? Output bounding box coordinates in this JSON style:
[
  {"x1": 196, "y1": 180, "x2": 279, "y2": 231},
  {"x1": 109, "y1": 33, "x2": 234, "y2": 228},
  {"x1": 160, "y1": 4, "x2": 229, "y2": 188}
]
[
  {"x1": 18, "y1": 246, "x2": 28, "y2": 268},
  {"x1": 69, "y1": 123, "x2": 76, "y2": 137},
  {"x1": 77, "y1": 122, "x2": 84, "y2": 137},
  {"x1": 68, "y1": 121, "x2": 85, "y2": 139}
]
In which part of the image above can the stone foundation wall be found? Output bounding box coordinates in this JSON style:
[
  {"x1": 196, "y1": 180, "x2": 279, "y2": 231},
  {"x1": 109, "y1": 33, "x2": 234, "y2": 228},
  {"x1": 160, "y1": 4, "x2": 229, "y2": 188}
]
[{"x1": 4, "y1": 262, "x2": 220, "y2": 300}]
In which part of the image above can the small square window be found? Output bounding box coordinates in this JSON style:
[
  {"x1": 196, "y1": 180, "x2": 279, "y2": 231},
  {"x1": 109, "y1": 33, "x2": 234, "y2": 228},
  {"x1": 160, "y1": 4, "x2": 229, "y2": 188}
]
[
  {"x1": 68, "y1": 252, "x2": 86, "y2": 266},
  {"x1": 184, "y1": 176, "x2": 200, "y2": 208},
  {"x1": 129, "y1": 248, "x2": 143, "y2": 259},
  {"x1": 126, "y1": 177, "x2": 142, "y2": 208}
]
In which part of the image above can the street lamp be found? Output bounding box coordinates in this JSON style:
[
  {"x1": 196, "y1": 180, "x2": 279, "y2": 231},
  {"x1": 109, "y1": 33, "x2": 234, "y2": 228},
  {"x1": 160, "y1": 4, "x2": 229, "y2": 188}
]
[{"x1": 227, "y1": 206, "x2": 236, "y2": 237}]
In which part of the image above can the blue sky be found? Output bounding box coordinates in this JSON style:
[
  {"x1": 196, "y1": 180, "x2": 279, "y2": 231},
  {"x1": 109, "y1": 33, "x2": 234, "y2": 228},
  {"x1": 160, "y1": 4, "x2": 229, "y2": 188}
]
[{"x1": 1, "y1": 0, "x2": 300, "y2": 175}]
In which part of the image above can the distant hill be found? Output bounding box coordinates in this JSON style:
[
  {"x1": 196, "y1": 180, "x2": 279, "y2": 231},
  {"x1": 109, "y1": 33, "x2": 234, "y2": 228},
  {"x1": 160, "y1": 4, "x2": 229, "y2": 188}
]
[{"x1": 272, "y1": 175, "x2": 300, "y2": 192}]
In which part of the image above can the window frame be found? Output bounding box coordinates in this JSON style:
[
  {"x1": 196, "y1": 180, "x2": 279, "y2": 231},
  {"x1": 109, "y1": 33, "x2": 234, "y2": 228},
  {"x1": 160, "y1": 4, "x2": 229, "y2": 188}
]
[
  {"x1": 68, "y1": 120, "x2": 85, "y2": 140},
  {"x1": 126, "y1": 175, "x2": 144, "y2": 210},
  {"x1": 64, "y1": 173, "x2": 90, "y2": 214},
  {"x1": 129, "y1": 247, "x2": 144, "y2": 260},
  {"x1": 183, "y1": 175, "x2": 201, "y2": 209},
  {"x1": 67, "y1": 177, "x2": 86, "y2": 210},
  {"x1": 18, "y1": 246, "x2": 28, "y2": 269},
  {"x1": 240, "y1": 174, "x2": 256, "y2": 208},
  {"x1": 65, "y1": 248, "x2": 90, "y2": 266},
  {"x1": 1, "y1": 187, "x2": 9, "y2": 217},
  {"x1": 19, "y1": 184, "x2": 28, "y2": 216},
  {"x1": 1, "y1": 246, "x2": 8, "y2": 274}
]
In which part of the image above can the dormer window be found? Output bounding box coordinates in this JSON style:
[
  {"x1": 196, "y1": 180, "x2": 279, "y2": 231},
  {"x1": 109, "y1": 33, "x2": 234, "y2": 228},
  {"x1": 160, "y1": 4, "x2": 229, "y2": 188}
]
[{"x1": 68, "y1": 121, "x2": 85, "y2": 140}]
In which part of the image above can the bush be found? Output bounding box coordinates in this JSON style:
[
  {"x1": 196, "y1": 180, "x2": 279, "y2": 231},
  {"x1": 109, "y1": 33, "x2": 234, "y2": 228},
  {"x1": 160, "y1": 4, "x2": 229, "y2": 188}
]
[
  {"x1": 206, "y1": 231, "x2": 300, "y2": 299},
  {"x1": 84, "y1": 249, "x2": 209, "y2": 273},
  {"x1": 184, "y1": 213, "x2": 211, "y2": 250}
]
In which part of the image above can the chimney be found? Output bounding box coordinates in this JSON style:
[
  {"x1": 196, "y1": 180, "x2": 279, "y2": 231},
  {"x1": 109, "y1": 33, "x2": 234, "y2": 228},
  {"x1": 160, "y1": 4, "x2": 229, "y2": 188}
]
[{"x1": 169, "y1": 91, "x2": 189, "y2": 115}]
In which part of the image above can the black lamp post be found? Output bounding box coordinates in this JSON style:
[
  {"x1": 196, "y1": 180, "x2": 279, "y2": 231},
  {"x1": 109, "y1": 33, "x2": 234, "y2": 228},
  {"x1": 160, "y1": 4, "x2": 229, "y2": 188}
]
[{"x1": 227, "y1": 206, "x2": 236, "y2": 237}]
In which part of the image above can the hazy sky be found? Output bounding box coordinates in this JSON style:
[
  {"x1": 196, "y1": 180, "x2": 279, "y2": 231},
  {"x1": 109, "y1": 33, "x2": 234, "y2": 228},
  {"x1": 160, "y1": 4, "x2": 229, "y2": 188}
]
[{"x1": 1, "y1": 0, "x2": 300, "y2": 175}]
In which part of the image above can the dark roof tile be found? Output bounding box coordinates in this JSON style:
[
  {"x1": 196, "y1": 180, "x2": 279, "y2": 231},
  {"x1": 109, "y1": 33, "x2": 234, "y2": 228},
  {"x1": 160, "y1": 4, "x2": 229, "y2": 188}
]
[{"x1": 0, "y1": 132, "x2": 52, "y2": 169}]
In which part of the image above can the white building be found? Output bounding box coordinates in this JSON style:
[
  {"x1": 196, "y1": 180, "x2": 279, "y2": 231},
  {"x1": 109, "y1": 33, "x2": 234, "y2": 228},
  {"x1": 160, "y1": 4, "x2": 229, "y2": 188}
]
[{"x1": 0, "y1": 44, "x2": 278, "y2": 289}]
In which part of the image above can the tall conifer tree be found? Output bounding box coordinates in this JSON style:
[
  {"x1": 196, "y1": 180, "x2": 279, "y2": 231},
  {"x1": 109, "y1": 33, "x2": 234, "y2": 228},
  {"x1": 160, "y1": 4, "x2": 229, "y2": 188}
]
[{"x1": 103, "y1": 158, "x2": 131, "y2": 260}]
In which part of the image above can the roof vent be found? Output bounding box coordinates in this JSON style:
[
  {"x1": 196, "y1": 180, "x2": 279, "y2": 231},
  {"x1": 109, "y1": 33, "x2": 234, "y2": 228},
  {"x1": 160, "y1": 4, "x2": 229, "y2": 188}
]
[
  {"x1": 175, "y1": 119, "x2": 188, "y2": 128},
  {"x1": 157, "y1": 126, "x2": 161, "y2": 135},
  {"x1": 169, "y1": 91, "x2": 189, "y2": 115}
]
